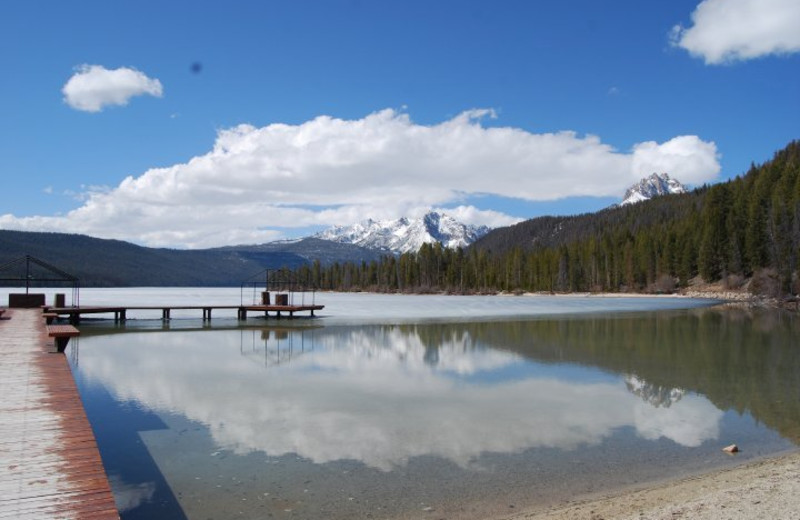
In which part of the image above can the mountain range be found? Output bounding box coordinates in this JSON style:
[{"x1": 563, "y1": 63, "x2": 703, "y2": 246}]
[
  {"x1": 315, "y1": 212, "x2": 491, "y2": 254},
  {"x1": 312, "y1": 174, "x2": 686, "y2": 255}
]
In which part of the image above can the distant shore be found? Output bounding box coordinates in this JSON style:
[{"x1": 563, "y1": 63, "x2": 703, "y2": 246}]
[
  {"x1": 503, "y1": 450, "x2": 800, "y2": 520},
  {"x1": 498, "y1": 287, "x2": 797, "y2": 311}
]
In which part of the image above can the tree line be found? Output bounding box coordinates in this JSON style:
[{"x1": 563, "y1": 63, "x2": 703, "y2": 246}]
[{"x1": 292, "y1": 141, "x2": 800, "y2": 297}]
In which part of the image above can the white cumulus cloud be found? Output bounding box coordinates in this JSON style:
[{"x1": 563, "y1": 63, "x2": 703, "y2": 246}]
[
  {"x1": 631, "y1": 136, "x2": 720, "y2": 184},
  {"x1": 0, "y1": 109, "x2": 720, "y2": 248},
  {"x1": 671, "y1": 0, "x2": 800, "y2": 64},
  {"x1": 62, "y1": 64, "x2": 163, "y2": 112}
]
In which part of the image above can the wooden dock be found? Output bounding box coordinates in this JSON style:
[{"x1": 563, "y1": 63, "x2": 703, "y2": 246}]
[
  {"x1": 0, "y1": 308, "x2": 119, "y2": 519},
  {"x1": 46, "y1": 303, "x2": 324, "y2": 323}
]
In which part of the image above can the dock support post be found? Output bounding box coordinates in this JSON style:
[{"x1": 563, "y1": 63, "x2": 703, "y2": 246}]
[{"x1": 56, "y1": 337, "x2": 71, "y2": 353}]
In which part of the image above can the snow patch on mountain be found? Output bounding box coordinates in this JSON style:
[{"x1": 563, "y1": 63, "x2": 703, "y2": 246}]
[
  {"x1": 621, "y1": 173, "x2": 687, "y2": 206},
  {"x1": 315, "y1": 211, "x2": 491, "y2": 254}
]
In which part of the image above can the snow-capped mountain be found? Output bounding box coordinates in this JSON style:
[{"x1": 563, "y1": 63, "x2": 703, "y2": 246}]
[
  {"x1": 315, "y1": 211, "x2": 491, "y2": 254},
  {"x1": 620, "y1": 173, "x2": 687, "y2": 206}
]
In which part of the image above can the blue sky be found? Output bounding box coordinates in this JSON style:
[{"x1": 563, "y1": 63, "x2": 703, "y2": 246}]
[{"x1": 1, "y1": 0, "x2": 798, "y2": 248}]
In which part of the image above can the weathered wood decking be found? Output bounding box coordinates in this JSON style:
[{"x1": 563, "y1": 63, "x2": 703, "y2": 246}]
[{"x1": 0, "y1": 308, "x2": 119, "y2": 519}]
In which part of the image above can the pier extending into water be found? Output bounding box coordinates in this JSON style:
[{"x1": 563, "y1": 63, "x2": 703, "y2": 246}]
[
  {"x1": 45, "y1": 303, "x2": 325, "y2": 323},
  {"x1": 0, "y1": 308, "x2": 119, "y2": 519}
]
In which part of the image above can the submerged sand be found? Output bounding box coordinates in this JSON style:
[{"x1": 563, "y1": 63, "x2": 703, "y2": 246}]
[{"x1": 503, "y1": 451, "x2": 800, "y2": 520}]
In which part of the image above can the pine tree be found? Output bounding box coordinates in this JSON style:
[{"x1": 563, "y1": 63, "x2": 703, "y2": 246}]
[{"x1": 698, "y1": 184, "x2": 729, "y2": 281}]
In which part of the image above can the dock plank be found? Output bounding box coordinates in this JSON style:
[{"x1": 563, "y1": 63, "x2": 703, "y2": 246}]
[{"x1": 0, "y1": 308, "x2": 119, "y2": 520}]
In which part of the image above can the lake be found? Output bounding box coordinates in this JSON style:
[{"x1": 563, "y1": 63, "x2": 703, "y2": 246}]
[{"x1": 14, "y1": 289, "x2": 800, "y2": 519}]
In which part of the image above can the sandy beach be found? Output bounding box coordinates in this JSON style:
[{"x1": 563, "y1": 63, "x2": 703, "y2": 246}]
[{"x1": 503, "y1": 450, "x2": 800, "y2": 520}]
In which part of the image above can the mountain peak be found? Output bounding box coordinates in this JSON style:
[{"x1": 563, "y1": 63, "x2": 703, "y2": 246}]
[
  {"x1": 620, "y1": 173, "x2": 687, "y2": 206},
  {"x1": 315, "y1": 211, "x2": 491, "y2": 254}
]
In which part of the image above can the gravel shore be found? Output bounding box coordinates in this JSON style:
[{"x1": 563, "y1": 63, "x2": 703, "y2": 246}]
[{"x1": 503, "y1": 451, "x2": 800, "y2": 520}]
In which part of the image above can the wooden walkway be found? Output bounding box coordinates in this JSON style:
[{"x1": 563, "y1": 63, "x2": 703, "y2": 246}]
[
  {"x1": 0, "y1": 309, "x2": 119, "y2": 519},
  {"x1": 47, "y1": 303, "x2": 325, "y2": 323}
]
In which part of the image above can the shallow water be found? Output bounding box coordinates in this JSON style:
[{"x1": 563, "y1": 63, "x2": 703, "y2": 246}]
[{"x1": 49, "y1": 291, "x2": 800, "y2": 519}]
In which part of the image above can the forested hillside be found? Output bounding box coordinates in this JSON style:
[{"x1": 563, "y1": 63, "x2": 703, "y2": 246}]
[
  {"x1": 0, "y1": 231, "x2": 307, "y2": 286},
  {"x1": 296, "y1": 141, "x2": 800, "y2": 297}
]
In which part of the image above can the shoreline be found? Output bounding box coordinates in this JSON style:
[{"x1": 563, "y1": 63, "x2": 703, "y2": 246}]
[
  {"x1": 320, "y1": 286, "x2": 784, "y2": 304},
  {"x1": 493, "y1": 289, "x2": 797, "y2": 310},
  {"x1": 501, "y1": 450, "x2": 800, "y2": 520}
]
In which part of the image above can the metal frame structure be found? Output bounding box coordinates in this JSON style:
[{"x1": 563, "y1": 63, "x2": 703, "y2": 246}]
[
  {"x1": 0, "y1": 255, "x2": 80, "y2": 306},
  {"x1": 240, "y1": 268, "x2": 318, "y2": 307}
]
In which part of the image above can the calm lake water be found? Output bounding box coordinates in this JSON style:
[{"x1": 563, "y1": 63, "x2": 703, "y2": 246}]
[{"x1": 16, "y1": 289, "x2": 800, "y2": 519}]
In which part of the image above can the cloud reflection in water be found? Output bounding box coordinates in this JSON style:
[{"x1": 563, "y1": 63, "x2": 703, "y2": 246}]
[
  {"x1": 108, "y1": 474, "x2": 156, "y2": 512},
  {"x1": 78, "y1": 325, "x2": 722, "y2": 471}
]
